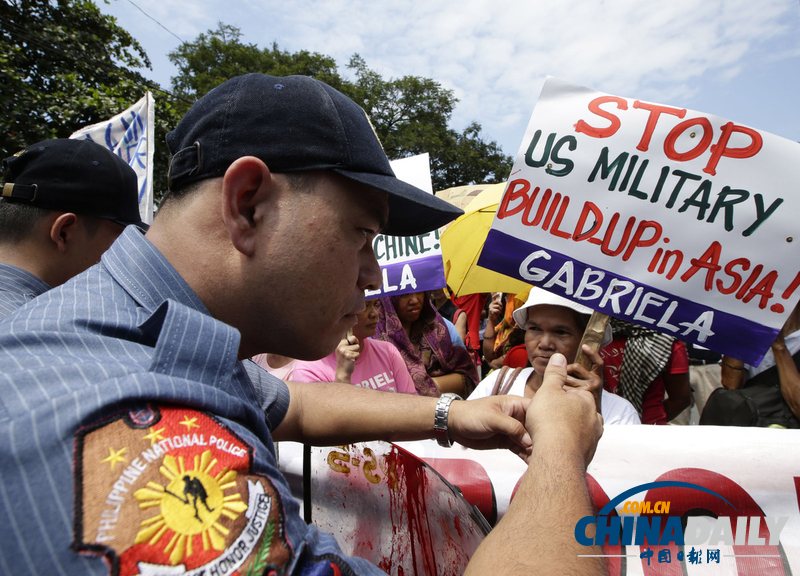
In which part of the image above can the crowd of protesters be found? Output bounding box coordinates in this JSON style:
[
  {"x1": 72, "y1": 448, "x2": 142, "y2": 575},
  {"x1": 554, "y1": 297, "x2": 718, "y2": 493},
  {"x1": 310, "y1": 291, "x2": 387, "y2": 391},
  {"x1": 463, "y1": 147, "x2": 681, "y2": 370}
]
[
  {"x1": 0, "y1": 73, "x2": 606, "y2": 576},
  {"x1": 0, "y1": 72, "x2": 796, "y2": 576},
  {"x1": 273, "y1": 284, "x2": 800, "y2": 429},
  {"x1": 4, "y1": 140, "x2": 789, "y2": 431}
]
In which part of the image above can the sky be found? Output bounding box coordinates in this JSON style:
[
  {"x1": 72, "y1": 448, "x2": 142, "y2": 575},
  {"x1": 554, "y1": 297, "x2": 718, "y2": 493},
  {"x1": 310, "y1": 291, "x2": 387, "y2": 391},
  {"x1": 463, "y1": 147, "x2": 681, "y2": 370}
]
[{"x1": 99, "y1": 0, "x2": 800, "y2": 162}]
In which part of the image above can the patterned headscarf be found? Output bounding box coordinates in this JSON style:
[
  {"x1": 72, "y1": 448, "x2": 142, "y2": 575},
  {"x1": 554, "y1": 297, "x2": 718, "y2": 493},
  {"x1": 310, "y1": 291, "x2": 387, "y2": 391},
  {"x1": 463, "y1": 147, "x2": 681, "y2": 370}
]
[
  {"x1": 374, "y1": 294, "x2": 478, "y2": 397},
  {"x1": 611, "y1": 318, "x2": 675, "y2": 414},
  {"x1": 493, "y1": 289, "x2": 530, "y2": 356}
]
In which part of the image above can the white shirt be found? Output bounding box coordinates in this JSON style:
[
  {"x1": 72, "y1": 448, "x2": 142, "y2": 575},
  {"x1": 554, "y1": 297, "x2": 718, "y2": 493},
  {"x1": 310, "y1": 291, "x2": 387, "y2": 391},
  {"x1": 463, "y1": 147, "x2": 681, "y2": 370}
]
[
  {"x1": 745, "y1": 327, "x2": 800, "y2": 379},
  {"x1": 468, "y1": 367, "x2": 641, "y2": 425}
]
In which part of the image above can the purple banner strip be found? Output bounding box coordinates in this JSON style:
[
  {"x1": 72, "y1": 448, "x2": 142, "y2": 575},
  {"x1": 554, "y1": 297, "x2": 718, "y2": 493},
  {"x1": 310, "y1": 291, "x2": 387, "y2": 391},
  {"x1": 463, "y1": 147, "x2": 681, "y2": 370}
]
[
  {"x1": 478, "y1": 229, "x2": 776, "y2": 366},
  {"x1": 366, "y1": 256, "x2": 446, "y2": 299}
]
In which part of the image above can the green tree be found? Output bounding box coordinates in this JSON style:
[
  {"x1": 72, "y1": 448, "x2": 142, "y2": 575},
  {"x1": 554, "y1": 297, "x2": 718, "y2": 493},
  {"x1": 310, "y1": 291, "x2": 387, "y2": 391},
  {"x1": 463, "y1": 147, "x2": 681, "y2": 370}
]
[
  {"x1": 168, "y1": 24, "x2": 513, "y2": 190},
  {"x1": 344, "y1": 55, "x2": 511, "y2": 190},
  {"x1": 2, "y1": 0, "x2": 147, "y2": 151},
  {"x1": 433, "y1": 122, "x2": 514, "y2": 191},
  {"x1": 344, "y1": 54, "x2": 455, "y2": 159},
  {"x1": 168, "y1": 23, "x2": 346, "y2": 101},
  {"x1": 0, "y1": 0, "x2": 182, "y2": 198}
]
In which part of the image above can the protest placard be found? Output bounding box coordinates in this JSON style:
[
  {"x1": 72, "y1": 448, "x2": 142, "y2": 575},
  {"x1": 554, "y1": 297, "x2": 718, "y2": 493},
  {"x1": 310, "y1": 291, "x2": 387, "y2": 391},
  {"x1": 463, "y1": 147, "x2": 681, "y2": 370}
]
[
  {"x1": 70, "y1": 92, "x2": 155, "y2": 224},
  {"x1": 365, "y1": 154, "x2": 446, "y2": 298},
  {"x1": 478, "y1": 77, "x2": 800, "y2": 364}
]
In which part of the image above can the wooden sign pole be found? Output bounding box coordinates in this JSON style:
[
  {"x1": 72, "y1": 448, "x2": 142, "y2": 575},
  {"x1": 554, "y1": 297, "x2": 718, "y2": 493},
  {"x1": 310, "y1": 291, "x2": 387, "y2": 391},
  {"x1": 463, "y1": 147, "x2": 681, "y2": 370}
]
[
  {"x1": 574, "y1": 311, "x2": 610, "y2": 370},
  {"x1": 573, "y1": 310, "x2": 610, "y2": 414}
]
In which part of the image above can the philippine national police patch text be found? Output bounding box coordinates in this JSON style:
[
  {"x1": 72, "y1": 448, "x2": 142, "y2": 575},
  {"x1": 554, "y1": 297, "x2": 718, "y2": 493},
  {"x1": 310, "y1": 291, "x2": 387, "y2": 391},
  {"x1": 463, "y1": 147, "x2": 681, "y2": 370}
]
[{"x1": 74, "y1": 405, "x2": 291, "y2": 576}]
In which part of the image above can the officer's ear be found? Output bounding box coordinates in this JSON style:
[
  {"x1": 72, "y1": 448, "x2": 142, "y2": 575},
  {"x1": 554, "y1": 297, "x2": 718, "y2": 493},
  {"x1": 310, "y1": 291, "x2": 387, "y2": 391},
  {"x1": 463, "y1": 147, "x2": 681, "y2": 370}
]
[
  {"x1": 48, "y1": 212, "x2": 80, "y2": 253},
  {"x1": 220, "y1": 157, "x2": 275, "y2": 257}
]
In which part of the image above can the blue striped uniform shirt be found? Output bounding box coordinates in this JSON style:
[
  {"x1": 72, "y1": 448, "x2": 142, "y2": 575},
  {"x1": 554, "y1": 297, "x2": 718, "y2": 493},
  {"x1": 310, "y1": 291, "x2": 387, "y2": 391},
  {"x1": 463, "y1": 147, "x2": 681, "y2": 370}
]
[
  {"x1": 0, "y1": 226, "x2": 384, "y2": 576},
  {"x1": 0, "y1": 262, "x2": 51, "y2": 320}
]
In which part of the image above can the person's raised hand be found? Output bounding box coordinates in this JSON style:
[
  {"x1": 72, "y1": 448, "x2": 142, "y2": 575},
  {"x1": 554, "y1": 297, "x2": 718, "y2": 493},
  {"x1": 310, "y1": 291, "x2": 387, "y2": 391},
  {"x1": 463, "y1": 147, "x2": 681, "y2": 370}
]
[
  {"x1": 527, "y1": 353, "x2": 603, "y2": 470},
  {"x1": 566, "y1": 344, "x2": 604, "y2": 414},
  {"x1": 487, "y1": 297, "x2": 503, "y2": 324},
  {"x1": 447, "y1": 395, "x2": 533, "y2": 460},
  {"x1": 334, "y1": 333, "x2": 360, "y2": 383}
]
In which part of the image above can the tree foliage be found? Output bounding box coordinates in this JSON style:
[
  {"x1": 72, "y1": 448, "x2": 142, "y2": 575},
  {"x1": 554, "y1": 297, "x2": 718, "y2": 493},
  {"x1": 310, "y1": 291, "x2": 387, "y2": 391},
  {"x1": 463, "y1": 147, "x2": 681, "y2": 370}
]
[
  {"x1": 434, "y1": 121, "x2": 514, "y2": 191},
  {"x1": 344, "y1": 54, "x2": 455, "y2": 158},
  {"x1": 168, "y1": 23, "x2": 346, "y2": 101},
  {"x1": 0, "y1": 0, "x2": 182, "y2": 196},
  {"x1": 3, "y1": 7, "x2": 511, "y2": 198},
  {"x1": 344, "y1": 55, "x2": 511, "y2": 190},
  {"x1": 2, "y1": 0, "x2": 147, "y2": 151},
  {"x1": 169, "y1": 25, "x2": 512, "y2": 190}
]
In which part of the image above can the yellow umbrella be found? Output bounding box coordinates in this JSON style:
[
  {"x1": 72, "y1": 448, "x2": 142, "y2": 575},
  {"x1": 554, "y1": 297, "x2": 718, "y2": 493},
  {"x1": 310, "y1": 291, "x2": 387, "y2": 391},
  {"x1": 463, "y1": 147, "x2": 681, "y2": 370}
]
[
  {"x1": 440, "y1": 182, "x2": 532, "y2": 297},
  {"x1": 435, "y1": 182, "x2": 498, "y2": 211}
]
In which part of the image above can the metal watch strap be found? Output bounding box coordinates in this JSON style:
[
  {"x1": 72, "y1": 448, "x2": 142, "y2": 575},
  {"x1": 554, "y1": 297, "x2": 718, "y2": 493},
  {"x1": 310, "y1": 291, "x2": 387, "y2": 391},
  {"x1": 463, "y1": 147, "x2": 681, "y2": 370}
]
[{"x1": 434, "y1": 393, "x2": 463, "y2": 448}]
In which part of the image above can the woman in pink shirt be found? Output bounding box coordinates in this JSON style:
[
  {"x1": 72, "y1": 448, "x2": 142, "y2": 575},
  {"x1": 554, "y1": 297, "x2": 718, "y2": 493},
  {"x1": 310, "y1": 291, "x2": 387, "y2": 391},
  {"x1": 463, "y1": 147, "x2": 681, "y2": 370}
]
[{"x1": 292, "y1": 300, "x2": 418, "y2": 394}]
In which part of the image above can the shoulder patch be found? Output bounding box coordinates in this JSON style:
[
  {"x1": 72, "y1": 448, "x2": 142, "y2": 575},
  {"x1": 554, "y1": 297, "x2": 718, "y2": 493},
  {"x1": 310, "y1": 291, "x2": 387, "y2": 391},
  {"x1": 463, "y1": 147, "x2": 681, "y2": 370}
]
[{"x1": 74, "y1": 405, "x2": 292, "y2": 576}]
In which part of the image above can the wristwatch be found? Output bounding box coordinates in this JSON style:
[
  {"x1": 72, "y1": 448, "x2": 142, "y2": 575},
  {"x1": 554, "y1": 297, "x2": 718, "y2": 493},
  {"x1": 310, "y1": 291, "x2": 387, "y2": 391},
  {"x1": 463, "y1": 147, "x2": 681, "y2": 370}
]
[{"x1": 434, "y1": 393, "x2": 463, "y2": 448}]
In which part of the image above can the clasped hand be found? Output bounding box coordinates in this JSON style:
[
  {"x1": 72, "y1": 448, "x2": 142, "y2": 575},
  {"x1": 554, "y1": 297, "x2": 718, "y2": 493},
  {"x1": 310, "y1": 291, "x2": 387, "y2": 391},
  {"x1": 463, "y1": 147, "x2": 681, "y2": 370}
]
[{"x1": 447, "y1": 353, "x2": 603, "y2": 467}]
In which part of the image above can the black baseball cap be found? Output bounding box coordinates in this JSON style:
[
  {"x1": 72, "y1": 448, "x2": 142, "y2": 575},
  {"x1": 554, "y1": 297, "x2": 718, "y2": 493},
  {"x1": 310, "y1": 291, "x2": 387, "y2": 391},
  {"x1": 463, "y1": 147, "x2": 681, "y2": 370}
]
[
  {"x1": 166, "y1": 73, "x2": 463, "y2": 236},
  {"x1": 2, "y1": 139, "x2": 145, "y2": 228}
]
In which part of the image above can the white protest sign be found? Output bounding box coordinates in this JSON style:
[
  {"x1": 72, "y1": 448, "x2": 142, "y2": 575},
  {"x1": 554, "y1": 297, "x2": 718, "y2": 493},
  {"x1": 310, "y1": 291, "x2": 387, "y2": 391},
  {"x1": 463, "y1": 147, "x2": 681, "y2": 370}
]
[
  {"x1": 366, "y1": 153, "x2": 446, "y2": 298},
  {"x1": 478, "y1": 77, "x2": 800, "y2": 365},
  {"x1": 71, "y1": 92, "x2": 155, "y2": 224}
]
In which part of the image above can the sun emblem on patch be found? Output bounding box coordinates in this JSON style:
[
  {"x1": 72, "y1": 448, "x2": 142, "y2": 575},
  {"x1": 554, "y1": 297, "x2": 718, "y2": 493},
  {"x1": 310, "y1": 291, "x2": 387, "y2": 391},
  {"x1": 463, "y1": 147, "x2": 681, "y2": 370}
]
[
  {"x1": 75, "y1": 406, "x2": 293, "y2": 575},
  {"x1": 133, "y1": 450, "x2": 248, "y2": 565}
]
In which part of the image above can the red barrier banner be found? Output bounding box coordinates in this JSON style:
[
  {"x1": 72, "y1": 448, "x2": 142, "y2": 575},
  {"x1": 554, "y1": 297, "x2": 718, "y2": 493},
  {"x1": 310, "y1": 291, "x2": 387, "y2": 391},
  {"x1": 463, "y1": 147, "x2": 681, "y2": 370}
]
[
  {"x1": 301, "y1": 442, "x2": 488, "y2": 575},
  {"x1": 280, "y1": 426, "x2": 800, "y2": 575}
]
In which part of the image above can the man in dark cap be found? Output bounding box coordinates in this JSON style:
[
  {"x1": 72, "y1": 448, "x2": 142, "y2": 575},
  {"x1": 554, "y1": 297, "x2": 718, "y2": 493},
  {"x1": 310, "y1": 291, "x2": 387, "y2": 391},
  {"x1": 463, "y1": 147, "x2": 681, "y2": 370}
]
[
  {"x1": 0, "y1": 75, "x2": 603, "y2": 575},
  {"x1": 0, "y1": 138, "x2": 144, "y2": 318}
]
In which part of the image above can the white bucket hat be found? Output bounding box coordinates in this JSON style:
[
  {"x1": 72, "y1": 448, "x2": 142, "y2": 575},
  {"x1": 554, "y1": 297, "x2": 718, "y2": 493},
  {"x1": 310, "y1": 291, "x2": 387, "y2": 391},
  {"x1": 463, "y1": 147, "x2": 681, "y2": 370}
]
[{"x1": 512, "y1": 287, "x2": 612, "y2": 347}]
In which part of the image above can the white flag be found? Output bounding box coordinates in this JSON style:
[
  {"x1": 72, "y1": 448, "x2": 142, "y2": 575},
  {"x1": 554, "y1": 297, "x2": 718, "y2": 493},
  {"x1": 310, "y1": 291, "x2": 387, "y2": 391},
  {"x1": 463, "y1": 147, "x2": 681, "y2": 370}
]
[{"x1": 70, "y1": 92, "x2": 155, "y2": 224}]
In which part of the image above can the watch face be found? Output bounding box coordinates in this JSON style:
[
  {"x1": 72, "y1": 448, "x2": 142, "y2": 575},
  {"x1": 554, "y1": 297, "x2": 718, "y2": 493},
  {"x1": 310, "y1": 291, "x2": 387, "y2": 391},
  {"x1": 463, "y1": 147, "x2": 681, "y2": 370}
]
[{"x1": 434, "y1": 394, "x2": 461, "y2": 447}]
